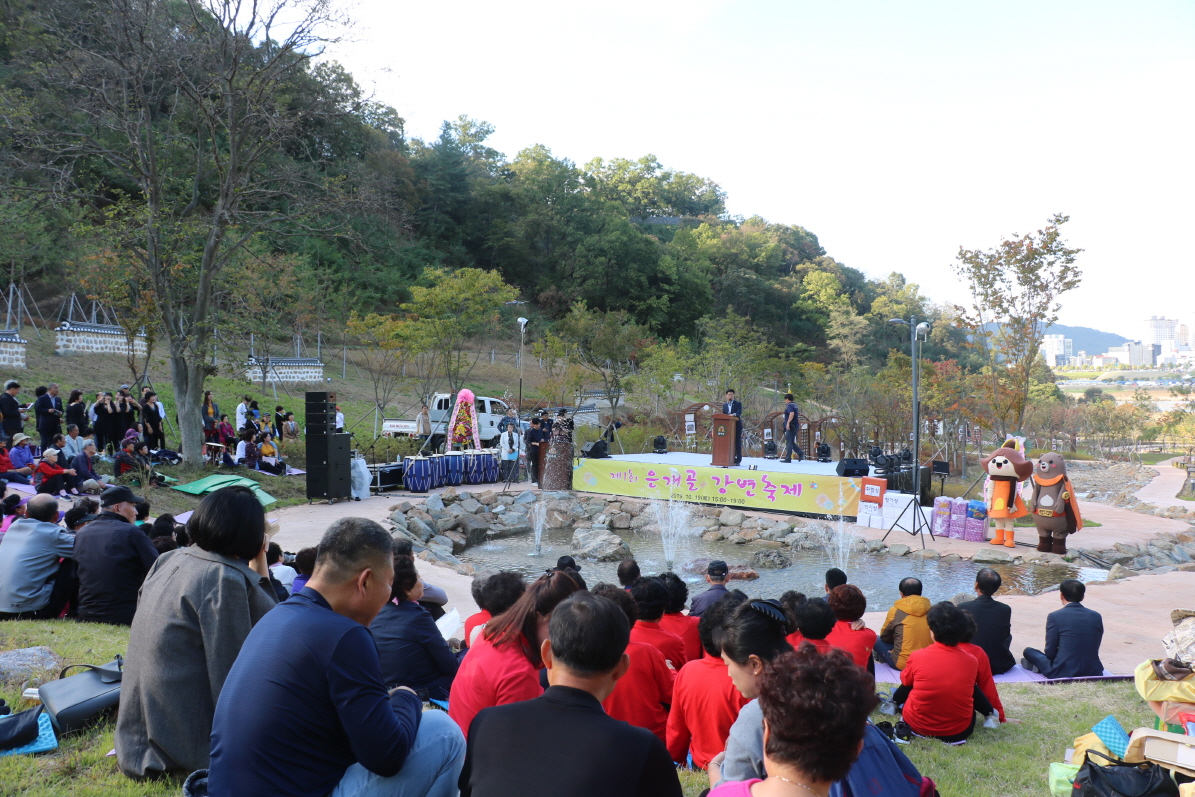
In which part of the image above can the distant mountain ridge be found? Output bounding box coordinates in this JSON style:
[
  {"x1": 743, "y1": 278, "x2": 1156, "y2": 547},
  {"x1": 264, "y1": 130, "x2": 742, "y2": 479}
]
[{"x1": 1043, "y1": 324, "x2": 1130, "y2": 356}]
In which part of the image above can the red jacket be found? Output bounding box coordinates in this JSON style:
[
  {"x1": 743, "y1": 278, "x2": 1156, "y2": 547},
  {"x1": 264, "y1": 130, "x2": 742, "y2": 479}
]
[
  {"x1": 899, "y1": 642, "x2": 979, "y2": 737},
  {"x1": 602, "y1": 640, "x2": 674, "y2": 743},
  {"x1": 449, "y1": 634, "x2": 542, "y2": 738},
  {"x1": 787, "y1": 632, "x2": 835, "y2": 656},
  {"x1": 631, "y1": 621, "x2": 686, "y2": 670},
  {"x1": 825, "y1": 621, "x2": 878, "y2": 668},
  {"x1": 666, "y1": 653, "x2": 748, "y2": 768},
  {"x1": 462, "y1": 610, "x2": 491, "y2": 649},
  {"x1": 659, "y1": 612, "x2": 702, "y2": 663},
  {"x1": 0, "y1": 449, "x2": 17, "y2": 472},
  {"x1": 960, "y1": 641, "x2": 1005, "y2": 722},
  {"x1": 33, "y1": 459, "x2": 66, "y2": 487}
]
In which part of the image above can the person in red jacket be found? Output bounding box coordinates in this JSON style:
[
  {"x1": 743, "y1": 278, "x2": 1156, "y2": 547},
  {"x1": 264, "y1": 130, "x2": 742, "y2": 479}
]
[
  {"x1": 893, "y1": 602, "x2": 994, "y2": 744},
  {"x1": 629, "y1": 577, "x2": 686, "y2": 670},
  {"x1": 594, "y1": 584, "x2": 674, "y2": 744},
  {"x1": 960, "y1": 608, "x2": 1005, "y2": 725},
  {"x1": 825, "y1": 585, "x2": 878, "y2": 671},
  {"x1": 788, "y1": 598, "x2": 837, "y2": 655},
  {"x1": 33, "y1": 447, "x2": 76, "y2": 496},
  {"x1": 658, "y1": 572, "x2": 702, "y2": 663},
  {"x1": 666, "y1": 590, "x2": 749, "y2": 769},
  {"x1": 462, "y1": 572, "x2": 525, "y2": 648},
  {"x1": 450, "y1": 569, "x2": 582, "y2": 737}
]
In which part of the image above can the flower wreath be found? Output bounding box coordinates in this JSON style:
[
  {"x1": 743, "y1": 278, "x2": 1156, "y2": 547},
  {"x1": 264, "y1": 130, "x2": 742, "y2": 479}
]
[{"x1": 446, "y1": 388, "x2": 481, "y2": 449}]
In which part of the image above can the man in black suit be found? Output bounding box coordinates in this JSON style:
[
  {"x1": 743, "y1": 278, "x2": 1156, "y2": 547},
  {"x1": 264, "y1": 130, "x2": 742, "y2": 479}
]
[
  {"x1": 958, "y1": 567, "x2": 1016, "y2": 674},
  {"x1": 459, "y1": 592, "x2": 682, "y2": 797},
  {"x1": 722, "y1": 388, "x2": 743, "y2": 465},
  {"x1": 34, "y1": 382, "x2": 64, "y2": 449},
  {"x1": 1021, "y1": 579, "x2": 1104, "y2": 678},
  {"x1": 0, "y1": 380, "x2": 26, "y2": 438}
]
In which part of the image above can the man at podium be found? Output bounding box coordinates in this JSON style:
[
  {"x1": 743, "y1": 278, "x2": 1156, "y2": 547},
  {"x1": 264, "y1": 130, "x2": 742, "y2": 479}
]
[{"x1": 722, "y1": 389, "x2": 742, "y2": 465}]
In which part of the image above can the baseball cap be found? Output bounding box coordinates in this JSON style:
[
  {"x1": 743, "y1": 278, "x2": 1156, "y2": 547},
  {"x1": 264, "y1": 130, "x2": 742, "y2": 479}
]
[
  {"x1": 707, "y1": 560, "x2": 729, "y2": 577},
  {"x1": 100, "y1": 484, "x2": 146, "y2": 507},
  {"x1": 555, "y1": 555, "x2": 581, "y2": 572}
]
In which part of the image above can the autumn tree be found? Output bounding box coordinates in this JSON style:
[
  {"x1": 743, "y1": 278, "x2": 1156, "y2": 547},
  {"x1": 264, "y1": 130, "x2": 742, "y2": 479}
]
[
  {"x1": 953, "y1": 214, "x2": 1083, "y2": 436},
  {"x1": 556, "y1": 302, "x2": 652, "y2": 423}
]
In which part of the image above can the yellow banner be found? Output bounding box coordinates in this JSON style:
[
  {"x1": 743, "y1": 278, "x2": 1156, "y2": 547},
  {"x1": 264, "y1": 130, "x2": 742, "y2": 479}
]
[{"x1": 572, "y1": 459, "x2": 862, "y2": 516}]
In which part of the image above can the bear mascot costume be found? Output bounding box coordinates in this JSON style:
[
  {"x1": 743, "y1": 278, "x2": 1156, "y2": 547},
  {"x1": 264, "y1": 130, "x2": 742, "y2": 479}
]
[
  {"x1": 981, "y1": 442, "x2": 1033, "y2": 548},
  {"x1": 1029, "y1": 452, "x2": 1082, "y2": 555}
]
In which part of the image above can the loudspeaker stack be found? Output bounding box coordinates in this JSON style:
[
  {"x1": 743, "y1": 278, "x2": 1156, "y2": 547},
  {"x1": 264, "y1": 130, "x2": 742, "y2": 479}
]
[{"x1": 305, "y1": 391, "x2": 351, "y2": 501}]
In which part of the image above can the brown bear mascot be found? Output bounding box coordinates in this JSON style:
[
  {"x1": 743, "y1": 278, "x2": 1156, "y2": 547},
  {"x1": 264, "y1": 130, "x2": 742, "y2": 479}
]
[
  {"x1": 982, "y1": 443, "x2": 1033, "y2": 548},
  {"x1": 1029, "y1": 452, "x2": 1082, "y2": 555}
]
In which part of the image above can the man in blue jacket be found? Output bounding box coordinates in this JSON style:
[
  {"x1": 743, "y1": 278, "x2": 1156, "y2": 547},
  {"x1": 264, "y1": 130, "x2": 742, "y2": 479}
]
[
  {"x1": 1021, "y1": 579, "x2": 1104, "y2": 678},
  {"x1": 209, "y1": 517, "x2": 465, "y2": 797}
]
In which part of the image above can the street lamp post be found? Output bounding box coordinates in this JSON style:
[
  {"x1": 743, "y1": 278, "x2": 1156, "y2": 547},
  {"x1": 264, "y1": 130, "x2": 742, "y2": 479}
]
[{"x1": 517, "y1": 317, "x2": 528, "y2": 417}]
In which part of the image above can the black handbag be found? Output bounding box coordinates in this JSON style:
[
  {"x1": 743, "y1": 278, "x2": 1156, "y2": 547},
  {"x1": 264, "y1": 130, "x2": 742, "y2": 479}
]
[
  {"x1": 0, "y1": 706, "x2": 43, "y2": 750},
  {"x1": 1072, "y1": 749, "x2": 1178, "y2": 797},
  {"x1": 37, "y1": 655, "x2": 123, "y2": 734}
]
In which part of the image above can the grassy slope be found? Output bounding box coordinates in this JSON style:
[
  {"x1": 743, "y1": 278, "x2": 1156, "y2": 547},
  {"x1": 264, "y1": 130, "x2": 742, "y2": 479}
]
[{"x1": 0, "y1": 622, "x2": 1155, "y2": 797}]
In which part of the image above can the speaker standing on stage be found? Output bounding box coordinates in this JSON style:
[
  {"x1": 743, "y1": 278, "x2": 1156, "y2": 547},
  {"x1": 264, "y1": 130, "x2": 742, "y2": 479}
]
[
  {"x1": 722, "y1": 389, "x2": 742, "y2": 466},
  {"x1": 781, "y1": 393, "x2": 803, "y2": 463}
]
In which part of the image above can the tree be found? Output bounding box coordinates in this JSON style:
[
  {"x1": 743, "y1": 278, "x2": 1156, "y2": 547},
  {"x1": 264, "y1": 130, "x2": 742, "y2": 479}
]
[
  {"x1": 346, "y1": 313, "x2": 411, "y2": 435},
  {"x1": 400, "y1": 267, "x2": 518, "y2": 395},
  {"x1": 556, "y1": 302, "x2": 652, "y2": 423},
  {"x1": 2, "y1": 0, "x2": 356, "y2": 463},
  {"x1": 78, "y1": 248, "x2": 159, "y2": 384},
  {"x1": 953, "y1": 214, "x2": 1083, "y2": 436}
]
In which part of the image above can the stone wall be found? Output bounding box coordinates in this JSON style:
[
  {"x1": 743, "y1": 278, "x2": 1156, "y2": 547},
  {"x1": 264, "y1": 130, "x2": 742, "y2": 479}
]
[
  {"x1": 0, "y1": 334, "x2": 26, "y2": 369},
  {"x1": 55, "y1": 325, "x2": 146, "y2": 356},
  {"x1": 244, "y1": 358, "x2": 325, "y2": 384}
]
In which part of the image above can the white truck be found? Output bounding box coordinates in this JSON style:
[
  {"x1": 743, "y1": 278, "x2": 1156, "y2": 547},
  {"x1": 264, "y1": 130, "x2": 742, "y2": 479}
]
[{"x1": 382, "y1": 393, "x2": 513, "y2": 450}]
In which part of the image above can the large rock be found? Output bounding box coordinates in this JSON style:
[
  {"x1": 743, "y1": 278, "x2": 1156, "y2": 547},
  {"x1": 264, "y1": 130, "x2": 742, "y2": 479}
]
[
  {"x1": 571, "y1": 528, "x2": 632, "y2": 562},
  {"x1": 693, "y1": 516, "x2": 721, "y2": 530},
  {"x1": 441, "y1": 487, "x2": 459, "y2": 503},
  {"x1": 610, "y1": 513, "x2": 632, "y2": 530},
  {"x1": 750, "y1": 549, "x2": 792, "y2": 569},
  {"x1": 476, "y1": 490, "x2": 498, "y2": 506},
  {"x1": 971, "y1": 549, "x2": 1014, "y2": 564},
  {"x1": 424, "y1": 493, "x2": 445, "y2": 512},
  {"x1": 490, "y1": 523, "x2": 532, "y2": 539},
  {"x1": 865, "y1": 539, "x2": 887, "y2": 553},
  {"x1": 459, "y1": 498, "x2": 483, "y2": 515},
  {"x1": 446, "y1": 503, "x2": 467, "y2": 518},
  {"x1": 454, "y1": 515, "x2": 491, "y2": 547},
  {"x1": 1107, "y1": 563, "x2": 1133, "y2": 580},
  {"x1": 435, "y1": 517, "x2": 457, "y2": 533},
  {"x1": 417, "y1": 547, "x2": 474, "y2": 576},
  {"x1": 546, "y1": 509, "x2": 572, "y2": 529},
  {"x1": 701, "y1": 530, "x2": 726, "y2": 542},
  {"x1": 388, "y1": 511, "x2": 409, "y2": 530},
  {"x1": 388, "y1": 501, "x2": 414, "y2": 514},
  {"x1": 407, "y1": 516, "x2": 436, "y2": 542},
  {"x1": 442, "y1": 531, "x2": 468, "y2": 555},
  {"x1": 513, "y1": 491, "x2": 538, "y2": 505},
  {"x1": 911, "y1": 549, "x2": 940, "y2": 560},
  {"x1": 719, "y1": 509, "x2": 746, "y2": 527},
  {"x1": 0, "y1": 646, "x2": 60, "y2": 682},
  {"x1": 888, "y1": 543, "x2": 911, "y2": 557},
  {"x1": 682, "y1": 560, "x2": 759, "y2": 581}
]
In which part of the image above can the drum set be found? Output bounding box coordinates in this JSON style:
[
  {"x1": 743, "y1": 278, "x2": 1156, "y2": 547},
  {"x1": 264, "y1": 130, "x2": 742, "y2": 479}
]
[{"x1": 401, "y1": 449, "x2": 501, "y2": 493}]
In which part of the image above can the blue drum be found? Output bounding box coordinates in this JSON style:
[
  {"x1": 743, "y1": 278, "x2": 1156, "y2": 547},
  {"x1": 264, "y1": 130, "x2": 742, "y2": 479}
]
[
  {"x1": 483, "y1": 451, "x2": 500, "y2": 482},
  {"x1": 464, "y1": 451, "x2": 485, "y2": 484},
  {"x1": 403, "y1": 457, "x2": 432, "y2": 493},
  {"x1": 445, "y1": 451, "x2": 465, "y2": 486},
  {"x1": 428, "y1": 454, "x2": 445, "y2": 488}
]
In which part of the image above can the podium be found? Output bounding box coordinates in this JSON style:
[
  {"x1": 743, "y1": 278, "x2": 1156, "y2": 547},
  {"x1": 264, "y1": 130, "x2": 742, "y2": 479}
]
[{"x1": 711, "y1": 414, "x2": 738, "y2": 468}]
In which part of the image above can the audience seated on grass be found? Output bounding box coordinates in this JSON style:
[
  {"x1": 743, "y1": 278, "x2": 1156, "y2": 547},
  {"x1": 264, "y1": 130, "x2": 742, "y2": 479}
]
[
  {"x1": 33, "y1": 447, "x2": 76, "y2": 496},
  {"x1": 958, "y1": 568, "x2": 1015, "y2": 674},
  {"x1": 391, "y1": 538, "x2": 450, "y2": 620},
  {"x1": 116, "y1": 485, "x2": 277, "y2": 779},
  {"x1": 874, "y1": 577, "x2": 932, "y2": 670},
  {"x1": 0, "y1": 436, "x2": 32, "y2": 483},
  {"x1": 0, "y1": 494, "x2": 76, "y2": 620},
  {"x1": 1021, "y1": 578, "x2": 1104, "y2": 678},
  {"x1": 708, "y1": 648, "x2": 884, "y2": 797},
  {"x1": 891, "y1": 601, "x2": 995, "y2": 744},
  {"x1": 267, "y1": 542, "x2": 297, "y2": 592},
  {"x1": 825, "y1": 584, "x2": 877, "y2": 671},
  {"x1": 591, "y1": 584, "x2": 674, "y2": 744},
  {"x1": 714, "y1": 598, "x2": 795, "y2": 785},
  {"x1": 290, "y1": 546, "x2": 316, "y2": 594},
  {"x1": 689, "y1": 560, "x2": 730, "y2": 617},
  {"x1": 658, "y1": 571, "x2": 702, "y2": 663},
  {"x1": 959, "y1": 609, "x2": 1005, "y2": 724},
  {"x1": 73, "y1": 485, "x2": 159, "y2": 625},
  {"x1": 372, "y1": 552, "x2": 460, "y2": 701},
  {"x1": 0, "y1": 494, "x2": 22, "y2": 538},
  {"x1": 207, "y1": 517, "x2": 465, "y2": 797},
  {"x1": 629, "y1": 576, "x2": 686, "y2": 669},
  {"x1": 449, "y1": 568, "x2": 583, "y2": 737},
  {"x1": 458, "y1": 591, "x2": 683, "y2": 797},
  {"x1": 787, "y1": 598, "x2": 838, "y2": 655},
  {"x1": 63, "y1": 497, "x2": 98, "y2": 532},
  {"x1": 73, "y1": 439, "x2": 112, "y2": 493},
  {"x1": 667, "y1": 591, "x2": 750, "y2": 769},
  {"x1": 463, "y1": 572, "x2": 526, "y2": 648}
]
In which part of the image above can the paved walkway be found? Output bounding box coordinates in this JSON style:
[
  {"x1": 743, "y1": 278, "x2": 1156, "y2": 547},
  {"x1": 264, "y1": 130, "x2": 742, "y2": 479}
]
[{"x1": 1135, "y1": 457, "x2": 1191, "y2": 509}]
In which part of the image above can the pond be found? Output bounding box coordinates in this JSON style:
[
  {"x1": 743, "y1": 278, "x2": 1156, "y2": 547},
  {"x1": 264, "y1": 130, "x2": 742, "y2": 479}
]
[{"x1": 459, "y1": 524, "x2": 1107, "y2": 607}]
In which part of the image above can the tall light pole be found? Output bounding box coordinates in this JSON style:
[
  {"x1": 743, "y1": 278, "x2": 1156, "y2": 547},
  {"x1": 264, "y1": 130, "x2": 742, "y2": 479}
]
[
  {"x1": 517, "y1": 317, "x2": 528, "y2": 416},
  {"x1": 889, "y1": 317, "x2": 931, "y2": 501}
]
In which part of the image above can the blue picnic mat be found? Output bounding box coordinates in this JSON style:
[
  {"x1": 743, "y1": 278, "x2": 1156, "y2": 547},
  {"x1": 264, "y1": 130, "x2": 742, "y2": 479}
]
[{"x1": 0, "y1": 713, "x2": 57, "y2": 757}]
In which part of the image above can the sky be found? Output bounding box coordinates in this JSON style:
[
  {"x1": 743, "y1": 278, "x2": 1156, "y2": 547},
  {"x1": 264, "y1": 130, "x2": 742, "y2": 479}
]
[{"x1": 323, "y1": 0, "x2": 1195, "y2": 343}]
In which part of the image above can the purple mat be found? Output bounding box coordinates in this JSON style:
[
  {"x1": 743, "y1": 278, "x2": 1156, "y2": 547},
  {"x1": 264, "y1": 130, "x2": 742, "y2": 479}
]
[
  {"x1": 174, "y1": 510, "x2": 193, "y2": 524},
  {"x1": 874, "y1": 661, "x2": 1126, "y2": 684},
  {"x1": 7, "y1": 483, "x2": 35, "y2": 495}
]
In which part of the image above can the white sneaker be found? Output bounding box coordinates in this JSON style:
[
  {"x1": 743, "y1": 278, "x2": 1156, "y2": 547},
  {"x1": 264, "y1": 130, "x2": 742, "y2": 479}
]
[{"x1": 983, "y1": 712, "x2": 999, "y2": 729}]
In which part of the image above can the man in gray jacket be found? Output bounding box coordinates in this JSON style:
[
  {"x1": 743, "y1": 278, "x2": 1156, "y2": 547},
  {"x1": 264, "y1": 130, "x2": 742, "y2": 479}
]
[{"x1": 0, "y1": 494, "x2": 76, "y2": 619}]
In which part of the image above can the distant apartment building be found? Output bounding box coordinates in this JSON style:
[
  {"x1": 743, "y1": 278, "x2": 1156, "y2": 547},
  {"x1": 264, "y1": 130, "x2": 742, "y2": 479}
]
[
  {"x1": 1178, "y1": 324, "x2": 1190, "y2": 347},
  {"x1": 1148, "y1": 316, "x2": 1179, "y2": 346},
  {"x1": 1041, "y1": 334, "x2": 1073, "y2": 367},
  {"x1": 1100, "y1": 341, "x2": 1155, "y2": 367}
]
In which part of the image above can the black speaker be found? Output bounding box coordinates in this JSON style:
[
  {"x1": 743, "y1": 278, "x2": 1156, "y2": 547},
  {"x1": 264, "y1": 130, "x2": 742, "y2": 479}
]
[
  {"x1": 305, "y1": 391, "x2": 330, "y2": 403},
  {"x1": 763, "y1": 440, "x2": 778, "y2": 459},
  {"x1": 652, "y1": 436, "x2": 667, "y2": 454},
  {"x1": 307, "y1": 433, "x2": 351, "y2": 500},
  {"x1": 836, "y1": 458, "x2": 870, "y2": 477},
  {"x1": 306, "y1": 412, "x2": 335, "y2": 429},
  {"x1": 580, "y1": 440, "x2": 608, "y2": 459}
]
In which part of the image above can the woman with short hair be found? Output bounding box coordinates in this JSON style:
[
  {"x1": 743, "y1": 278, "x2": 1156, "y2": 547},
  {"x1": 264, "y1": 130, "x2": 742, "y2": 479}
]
[
  {"x1": 115, "y1": 485, "x2": 277, "y2": 779},
  {"x1": 825, "y1": 584, "x2": 877, "y2": 670},
  {"x1": 372, "y1": 553, "x2": 460, "y2": 701}
]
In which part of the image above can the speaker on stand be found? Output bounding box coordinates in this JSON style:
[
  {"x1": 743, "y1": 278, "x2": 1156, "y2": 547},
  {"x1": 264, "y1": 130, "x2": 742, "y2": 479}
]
[{"x1": 305, "y1": 391, "x2": 351, "y2": 502}]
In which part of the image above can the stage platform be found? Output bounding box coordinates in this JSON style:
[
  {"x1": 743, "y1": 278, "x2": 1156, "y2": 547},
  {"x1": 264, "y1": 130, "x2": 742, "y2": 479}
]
[{"x1": 572, "y1": 452, "x2": 868, "y2": 517}]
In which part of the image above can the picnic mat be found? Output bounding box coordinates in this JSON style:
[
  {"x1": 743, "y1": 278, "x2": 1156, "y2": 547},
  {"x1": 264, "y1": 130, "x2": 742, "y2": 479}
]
[
  {"x1": 171, "y1": 474, "x2": 276, "y2": 506},
  {"x1": 873, "y1": 661, "x2": 1128, "y2": 684},
  {"x1": 0, "y1": 713, "x2": 57, "y2": 758}
]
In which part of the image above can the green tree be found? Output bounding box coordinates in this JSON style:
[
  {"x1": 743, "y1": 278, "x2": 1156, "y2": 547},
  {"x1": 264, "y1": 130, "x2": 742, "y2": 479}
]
[{"x1": 556, "y1": 302, "x2": 652, "y2": 424}]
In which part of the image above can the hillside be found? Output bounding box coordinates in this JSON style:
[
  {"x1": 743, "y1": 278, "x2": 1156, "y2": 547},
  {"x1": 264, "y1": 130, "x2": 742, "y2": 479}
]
[{"x1": 1044, "y1": 323, "x2": 1129, "y2": 355}]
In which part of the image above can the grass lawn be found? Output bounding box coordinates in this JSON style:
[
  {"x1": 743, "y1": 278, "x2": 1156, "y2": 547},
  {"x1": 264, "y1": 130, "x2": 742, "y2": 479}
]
[{"x1": 1, "y1": 622, "x2": 1156, "y2": 797}]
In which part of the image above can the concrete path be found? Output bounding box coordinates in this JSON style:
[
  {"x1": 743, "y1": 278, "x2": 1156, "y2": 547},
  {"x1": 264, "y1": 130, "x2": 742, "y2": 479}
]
[{"x1": 1135, "y1": 457, "x2": 1191, "y2": 509}]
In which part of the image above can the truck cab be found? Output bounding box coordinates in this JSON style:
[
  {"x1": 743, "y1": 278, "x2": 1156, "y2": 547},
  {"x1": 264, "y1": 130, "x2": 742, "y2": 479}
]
[{"x1": 382, "y1": 393, "x2": 511, "y2": 450}]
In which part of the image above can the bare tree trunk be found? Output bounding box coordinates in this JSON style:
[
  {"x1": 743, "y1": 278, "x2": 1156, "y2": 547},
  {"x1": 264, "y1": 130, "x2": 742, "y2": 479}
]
[{"x1": 170, "y1": 354, "x2": 207, "y2": 464}]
